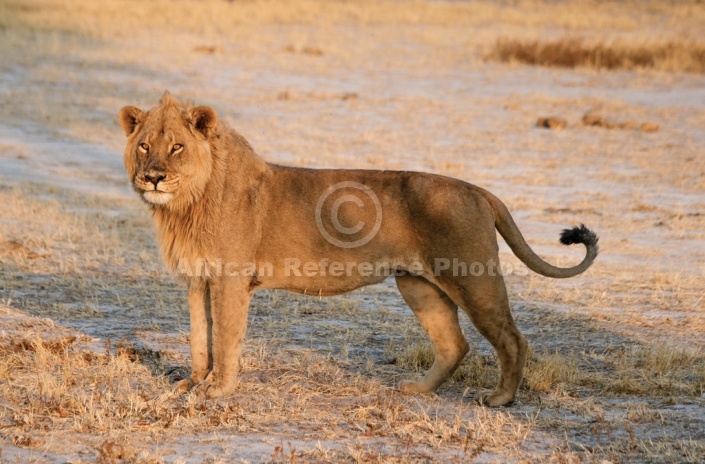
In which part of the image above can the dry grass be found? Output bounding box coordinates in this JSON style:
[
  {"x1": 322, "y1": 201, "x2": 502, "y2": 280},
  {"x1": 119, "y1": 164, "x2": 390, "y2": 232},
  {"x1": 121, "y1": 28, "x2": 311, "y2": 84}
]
[
  {"x1": 394, "y1": 338, "x2": 498, "y2": 391},
  {"x1": 524, "y1": 348, "x2": 579, "y2": 394},
  {"x1": 488, "y1": 37, "x2": 705, "y2": 73},
  {"x1": 522, "y1": 343, "x2": 705, "y2": 397},
  {"x1": 2, "y1": 0, "x2": 705, "y2": 45},
  {"x1": 0, "y1": 0, "x2": 631, "y2": 33},
  {"x1": 591, "y1": 344, "x2": 705, "y2": 397},
  {"x1": 0, "y1": 334, "x2": 170, "y2": 434},
  {"x1": 0, "y1": 316, "x2": 534, "y2": 462},
  {"x1": 0, "y1": 185, "x2": 133, "y2": 272}
]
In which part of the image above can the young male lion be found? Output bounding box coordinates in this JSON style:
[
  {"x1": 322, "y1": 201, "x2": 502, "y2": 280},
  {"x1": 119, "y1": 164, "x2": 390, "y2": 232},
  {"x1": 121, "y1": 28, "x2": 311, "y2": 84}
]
[{"x1": 118, "y1": 92, "x2": 598, "y2": 407}]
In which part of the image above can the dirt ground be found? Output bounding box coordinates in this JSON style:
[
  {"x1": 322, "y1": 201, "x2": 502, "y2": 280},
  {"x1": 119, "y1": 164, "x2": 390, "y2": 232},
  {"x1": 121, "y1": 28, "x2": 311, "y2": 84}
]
[{"x1": 0, "y1": 1, "x2": 704, "y2": 462}]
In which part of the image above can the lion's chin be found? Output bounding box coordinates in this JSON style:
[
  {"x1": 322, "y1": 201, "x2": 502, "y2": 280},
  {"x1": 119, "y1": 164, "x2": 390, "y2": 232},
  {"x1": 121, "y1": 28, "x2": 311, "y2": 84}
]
[{"x1": 142, "y1": 191, "x2": 174, "y2": 205}]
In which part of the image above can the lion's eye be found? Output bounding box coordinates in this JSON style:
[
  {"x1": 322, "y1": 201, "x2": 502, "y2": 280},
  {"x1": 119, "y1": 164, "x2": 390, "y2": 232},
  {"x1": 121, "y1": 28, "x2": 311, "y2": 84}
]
[
  {"x1": 139, "y1": 143, "x2": 149, "y2": 152},
  {"x1": 172, "y1": 144, "x2": 183, "y2": 153}
]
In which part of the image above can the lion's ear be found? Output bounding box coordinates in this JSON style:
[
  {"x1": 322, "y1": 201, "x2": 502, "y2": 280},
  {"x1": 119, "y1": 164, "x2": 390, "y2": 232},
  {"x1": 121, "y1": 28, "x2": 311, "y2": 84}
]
[
  {"x1": 190, "y1": 106, "x2": 218, "y2": 137},
  {"x1": 118, "y1": 106, "x2": 144, "y2": 136}
]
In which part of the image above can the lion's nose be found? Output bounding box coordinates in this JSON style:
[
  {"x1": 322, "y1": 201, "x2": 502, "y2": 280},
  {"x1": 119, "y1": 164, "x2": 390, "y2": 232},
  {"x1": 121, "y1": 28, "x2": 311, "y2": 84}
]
[{"x1": 144, "y1": 172, "x2": 166, "y2": 187}]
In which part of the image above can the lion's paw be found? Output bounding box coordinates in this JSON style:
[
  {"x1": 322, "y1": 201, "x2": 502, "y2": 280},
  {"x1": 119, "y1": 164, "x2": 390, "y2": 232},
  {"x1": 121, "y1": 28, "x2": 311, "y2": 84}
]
[
  {"x1": 191, "y1": 379, "x2": 235, "y2": 399},
  {"x1": 204, "y1": 383, "x2": 230, "y2": 399},
  {"x1": 396, "y1": 379, "x2": 433, "y2": 394},
  {"x1": 174, "y1": 371, "x2": 210, "y2": 394},
  {"x1": 475, "y1": 390, "x2": 514, "y2": 408},
  {"x1": 174, "y1": 378, "x2": 196, "y2": 393}
]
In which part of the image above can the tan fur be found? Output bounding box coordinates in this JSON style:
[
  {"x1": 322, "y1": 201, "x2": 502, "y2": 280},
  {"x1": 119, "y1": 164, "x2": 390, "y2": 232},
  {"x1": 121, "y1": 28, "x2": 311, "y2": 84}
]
[{"x1": 119, "y1": 92, "x2": 598, "y2": 407}]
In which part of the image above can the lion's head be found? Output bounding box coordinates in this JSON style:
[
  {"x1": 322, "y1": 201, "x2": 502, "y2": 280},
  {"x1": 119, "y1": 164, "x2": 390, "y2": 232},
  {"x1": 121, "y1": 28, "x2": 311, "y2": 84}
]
[{"x1": 118, "y1": 92, "x2": 219, "y2": 210}]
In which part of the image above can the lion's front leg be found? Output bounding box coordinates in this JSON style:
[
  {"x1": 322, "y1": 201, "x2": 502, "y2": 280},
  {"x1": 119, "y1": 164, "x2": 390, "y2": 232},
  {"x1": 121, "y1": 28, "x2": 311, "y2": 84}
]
[
  {"x1": 176, "y1": 279, "x2": 211, "y2": 392},
  {"x1": 195, "y1": 276, "x2": 251, "y2": 399}
]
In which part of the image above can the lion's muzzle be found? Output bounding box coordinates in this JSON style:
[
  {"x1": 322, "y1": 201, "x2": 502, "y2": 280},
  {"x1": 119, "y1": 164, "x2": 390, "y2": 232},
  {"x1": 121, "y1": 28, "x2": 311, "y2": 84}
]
[
  {"x1": 144, "y1": 171, "x2": 166, "y2": 189},
  {"x1": 136, "y1": 169, "x2": 174, "y2": 205}
]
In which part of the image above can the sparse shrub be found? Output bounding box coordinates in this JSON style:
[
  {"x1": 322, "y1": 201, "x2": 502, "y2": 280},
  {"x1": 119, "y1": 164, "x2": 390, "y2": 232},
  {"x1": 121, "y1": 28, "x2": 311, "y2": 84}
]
[
  {"x1": 396, "y1": 339, "x2": 434, "y2": 372},
  {"x1": 609, "y1": 344, "x2": 705, "y2": 396},
  {"x1": 395, "y1": 339, "x2": 497, "y2": 388},
  {"x1": 454, "y1": 347, "x2": 497, "y2": 388},
  {"x1": 523, "y1": 348, "x2": 578, "y2": 393},
  {"x1": 488, "y1": 37, "x2": 705, "y2": 73}
]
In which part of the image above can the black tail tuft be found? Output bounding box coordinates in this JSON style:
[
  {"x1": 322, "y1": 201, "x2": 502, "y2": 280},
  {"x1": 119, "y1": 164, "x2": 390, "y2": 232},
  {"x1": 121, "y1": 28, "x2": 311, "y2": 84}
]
[{"x1": 560, "y1": 224, "x2": 599, "y2": 247}]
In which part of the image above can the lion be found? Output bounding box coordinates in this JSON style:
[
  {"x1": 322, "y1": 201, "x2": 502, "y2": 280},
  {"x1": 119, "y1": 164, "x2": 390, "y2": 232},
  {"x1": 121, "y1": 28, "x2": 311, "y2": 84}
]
[{"x1": 118, "y1": 92, "x2": 598, "y2": 407}]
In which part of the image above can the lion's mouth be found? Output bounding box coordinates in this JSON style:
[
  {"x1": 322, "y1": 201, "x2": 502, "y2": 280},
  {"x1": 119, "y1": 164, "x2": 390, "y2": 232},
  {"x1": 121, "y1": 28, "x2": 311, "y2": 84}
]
[
  {"x1": 142, "y1": 190, "x2": 174, "y2": 205},
  {"x1": 135, "y1": 177, "x2": 179, "y2": 205}
]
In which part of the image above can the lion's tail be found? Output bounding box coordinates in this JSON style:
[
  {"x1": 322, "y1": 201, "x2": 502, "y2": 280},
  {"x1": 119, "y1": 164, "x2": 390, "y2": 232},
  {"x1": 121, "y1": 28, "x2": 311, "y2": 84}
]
[{"x1": 479, "y1": 188, "x2": 599, "y2": 279}]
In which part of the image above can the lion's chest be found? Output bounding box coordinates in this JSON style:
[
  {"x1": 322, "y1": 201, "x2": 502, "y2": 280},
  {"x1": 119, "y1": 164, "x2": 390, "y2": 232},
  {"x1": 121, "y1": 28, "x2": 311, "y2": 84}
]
[{"x1": 153, "y1": 210, "x2": 213, "y2": 278}]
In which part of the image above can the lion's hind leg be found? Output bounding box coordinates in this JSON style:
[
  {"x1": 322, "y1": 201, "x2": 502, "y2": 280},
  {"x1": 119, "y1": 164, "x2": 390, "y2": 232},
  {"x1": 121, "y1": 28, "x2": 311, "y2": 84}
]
[
  {"x1": 395, "y1": 274, "x2": 470, "y2": 394},
  {"x1": 443, "y1": 273, "x2": 528, "y2": 407}
]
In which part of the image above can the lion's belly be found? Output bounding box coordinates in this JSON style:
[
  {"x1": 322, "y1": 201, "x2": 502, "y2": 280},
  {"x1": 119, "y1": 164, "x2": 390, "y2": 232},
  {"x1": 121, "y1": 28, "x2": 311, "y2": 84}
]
[{"x1": 256, "y1": 262, "x2": 391, "y2": 296}]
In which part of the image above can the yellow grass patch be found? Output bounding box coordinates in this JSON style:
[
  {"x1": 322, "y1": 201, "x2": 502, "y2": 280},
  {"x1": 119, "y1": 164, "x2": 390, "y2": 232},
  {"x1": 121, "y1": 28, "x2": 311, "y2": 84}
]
[
  {"x1": 524, "y1": 349, "x2": 579, "y2": 394},
  {"x1": 2, "y1": 0, "x2": 705, "y2": 44},
  {"x1": 488, "y1": 37, "x2": 705, "y2": 73},
  {"x1": 0, "y1": 323, "x2": 534, "y2": 461}
]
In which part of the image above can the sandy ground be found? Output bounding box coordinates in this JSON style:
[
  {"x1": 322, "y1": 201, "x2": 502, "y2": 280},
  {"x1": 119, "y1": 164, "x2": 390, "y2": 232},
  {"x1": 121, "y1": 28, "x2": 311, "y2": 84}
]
[{"x1": 0, "y1": 1, "x2": 704, "y2": 462}]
